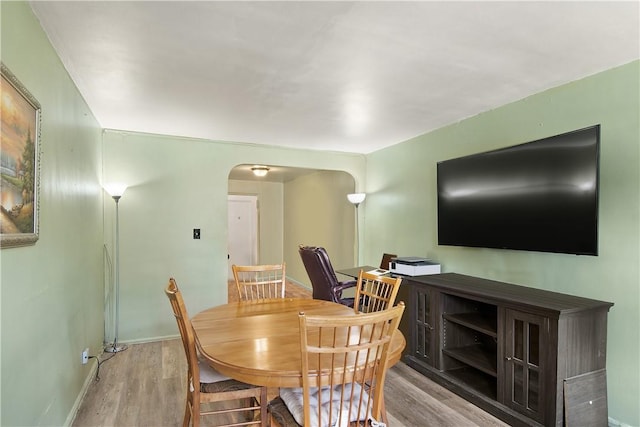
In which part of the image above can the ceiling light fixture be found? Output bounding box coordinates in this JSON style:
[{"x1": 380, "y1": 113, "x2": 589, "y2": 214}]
[{"x1": 251, "y1": 166, "x2": 270, "y2": 177}]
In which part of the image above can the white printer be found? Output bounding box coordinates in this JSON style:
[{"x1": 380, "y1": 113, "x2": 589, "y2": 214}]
[{"x1": 390, "y1": 257, "x2": 441, "y2": 276}]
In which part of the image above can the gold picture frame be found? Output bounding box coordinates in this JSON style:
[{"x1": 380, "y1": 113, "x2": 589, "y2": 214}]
[{"x1": 1, "y1": 63, "x2": 41, "y2": 248}]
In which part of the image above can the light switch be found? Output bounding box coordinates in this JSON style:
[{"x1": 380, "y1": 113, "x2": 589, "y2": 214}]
[{"x1": 193, "y1": 229, "x2": 201, "y2": 239}]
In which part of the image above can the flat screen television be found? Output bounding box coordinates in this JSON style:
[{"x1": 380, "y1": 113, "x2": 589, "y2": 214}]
[{"x1": 437, "y1": 125, "x2": 600, "y2": 256}]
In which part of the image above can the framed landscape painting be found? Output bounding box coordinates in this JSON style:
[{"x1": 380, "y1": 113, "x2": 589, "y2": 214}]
[{"x1": 1, "y1": 63, "x2": 41, "y2": 248}]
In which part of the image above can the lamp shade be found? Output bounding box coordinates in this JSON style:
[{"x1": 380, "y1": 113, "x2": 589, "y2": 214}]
[
  {"x1": 347, "y1": 193, "x2": 366, "y2": 205},
  {"x1": 104, "y1": 183, "x2": 128, "y2": 198}
]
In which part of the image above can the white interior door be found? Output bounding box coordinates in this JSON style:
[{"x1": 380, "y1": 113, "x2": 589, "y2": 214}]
[{"x1": 227, "y1": 195, "x2": 258, "y2": 280}]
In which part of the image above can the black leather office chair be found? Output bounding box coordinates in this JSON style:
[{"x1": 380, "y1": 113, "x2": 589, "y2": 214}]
[{"x1": 298, "y1": 245, "x2": 356, "y2": 307}]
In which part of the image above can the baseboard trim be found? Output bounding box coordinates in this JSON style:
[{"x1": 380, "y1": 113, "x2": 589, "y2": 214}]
[
  {"x1": 65, "y1": 359, "x2": 99, "y2": 427},
  {"x1": 66, "y1": 335, "x2": 181, "y2": 425},
  {"x1": 107, "y1": 333, "x2": 180, "y2": 346},
  {"x1": 608, "y1": 416, "x2": 632, "y2": 427},
  {"x1": 286, "y1": 276, "x2": 311, "y2": 290}
]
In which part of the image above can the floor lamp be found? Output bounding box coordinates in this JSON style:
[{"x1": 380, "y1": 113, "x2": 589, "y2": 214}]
[
  {"x1": 347, "y1": 193, "x2": 366, "y2": 265},
  {"x1": 104, "y1": 183, "x2": 128, "y2": 353}
]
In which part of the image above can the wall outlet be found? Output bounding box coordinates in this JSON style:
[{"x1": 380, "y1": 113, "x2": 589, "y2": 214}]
[{"x1": 82, "y1": 348, "x2": 89, "y2": 365}]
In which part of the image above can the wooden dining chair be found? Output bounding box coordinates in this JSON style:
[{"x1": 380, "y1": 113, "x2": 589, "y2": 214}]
[
  {"x1": 165, "y1": 278, "x2": 268, "y2": 427},
  {"x1": 352, "y1": 270, "x2": 403, "y2": 424},
  {"x1": 354, "y1": 270, "x2": 403, "y2": 314},
  {"x1": 232, "y1": 263, "x2": 286, "y2": 301},
  {"x1": 268, "y1": 302, "x2": 405, "y2": 427}
]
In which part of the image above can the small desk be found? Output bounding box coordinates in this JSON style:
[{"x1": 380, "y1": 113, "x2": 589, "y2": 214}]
[
  {"x1": 192, "y1": 298, "x2": 406, "y2": 388},
  {"x1": 336, "y1": 265, "x2": 377, "y2": 279}
]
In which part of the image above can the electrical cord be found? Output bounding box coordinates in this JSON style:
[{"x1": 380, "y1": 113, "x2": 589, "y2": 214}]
[{"x1": 88, "y1": 352, "x2": 117, "y2": 382}]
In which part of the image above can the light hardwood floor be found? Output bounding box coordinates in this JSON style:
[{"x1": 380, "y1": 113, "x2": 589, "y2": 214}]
[{"x1": 72, "y1": 281, "x2": 508, "y2": 426}]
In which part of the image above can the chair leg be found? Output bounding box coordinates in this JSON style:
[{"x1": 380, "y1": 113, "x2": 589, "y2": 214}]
[
  {"x1": 191, "y1": 399, "x2": 200, "y2": 427},
  {"x1": 183, "y1": 397, "x2": 191, "y2": 427},
  {"x1": 260, "y1": 387, "x2": 268, "y2": 427},
  {"x1": 380, "y1": 397, "x2": 388, "y2": 425},
  {"x1": 373, "y1": 380, "x2": 388, "y2": 425}
]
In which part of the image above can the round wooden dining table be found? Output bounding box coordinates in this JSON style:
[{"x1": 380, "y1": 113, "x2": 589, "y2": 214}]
[{"x1": 191, "y1": 297, "x2": 406, "y2": 388}]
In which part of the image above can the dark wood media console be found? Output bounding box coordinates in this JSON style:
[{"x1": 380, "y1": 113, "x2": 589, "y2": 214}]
[{"x1": 396, "y1": 273, "x2": 613, "y2": 427}]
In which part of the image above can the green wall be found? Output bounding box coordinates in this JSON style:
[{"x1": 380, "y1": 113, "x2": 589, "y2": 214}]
[
  {"x1": 0, "y1": 0, "x2": 365, "y2": 413},
  {"x1": 2, "y1": 2, "x2": 637, "y2": 425},
  {"x1": 364, "y1": 61, "x2": 640, "y2": 426},
  {"x1": 102, "y1": 130, "x2": 365, "y2": 343},
  {"x1": 0, "y1": 2, "x2": 104, "y2": 426}
]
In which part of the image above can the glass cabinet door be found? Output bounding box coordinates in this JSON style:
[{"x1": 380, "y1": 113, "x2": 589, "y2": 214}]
[
  {"x1": 413, "y1": 288, "x2": 435, "y2": 366},
  {"x1": 504, "y1": 309, "x2": 547, "y2": 424}
]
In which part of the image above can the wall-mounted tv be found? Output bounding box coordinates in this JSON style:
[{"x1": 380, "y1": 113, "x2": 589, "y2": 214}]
[{"x1": 437, "y1": 125, "x2": 600, "y2": 256}]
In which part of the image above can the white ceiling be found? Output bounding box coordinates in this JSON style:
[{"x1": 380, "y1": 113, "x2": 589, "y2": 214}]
[{"x1": 30, "y1": 1, "x2": 639, "y2": 154}]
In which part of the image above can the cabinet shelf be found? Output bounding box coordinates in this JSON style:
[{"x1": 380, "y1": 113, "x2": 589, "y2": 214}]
[
  {"x1": 445, "y1": 367, "x2": 497, "y2": 400},
  {"x1": 443, "y1": 344, "x2": 497, "y2": 377},
  {"x1": 443, "y1": 312, "x2": 497, "y2": 338},
  {"x1": 402, "y1": 273, "x2": 613, "y2": 427}
]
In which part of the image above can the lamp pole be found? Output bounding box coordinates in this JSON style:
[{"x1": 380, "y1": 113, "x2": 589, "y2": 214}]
[
  {"x1": 354, "y1": 203, "x2": 360, "y2": 265},
  {"x1": 347, "y1": 193, "x2": 366, "y2": 266},
  {"x1": 104, "y1": 184, "x2": 128, "y2": 353}
]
